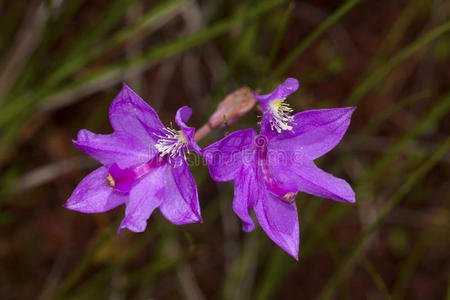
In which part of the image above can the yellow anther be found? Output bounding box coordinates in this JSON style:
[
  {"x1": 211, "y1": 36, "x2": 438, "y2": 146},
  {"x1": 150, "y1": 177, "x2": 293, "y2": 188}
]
[
  {"x1": 268, "y1": 99, "x2": 293, "y2": 133},
  {"x1": 155, "y1": 128, "x2": 188, "y2": 160},
  {"x1": 106, "y1": 174, "x2": 116, "y2": 187}
]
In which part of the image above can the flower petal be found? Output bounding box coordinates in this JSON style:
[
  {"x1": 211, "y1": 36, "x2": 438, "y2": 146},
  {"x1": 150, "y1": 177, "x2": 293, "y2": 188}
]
[
  {"x1": 109, "y1": 83, "x2": 164, "y2": 145},
  {"x1": 254, "y1": 78, "x2": 299, "y2": 137},
  {"x1": 159, "y1": 160, "x2": 202, "y2": 225},
  {"x1": 64, "y1": 167, "x2": 126, "y2": 213},
  {"x1": 254, "y1": 78, "x2": 299, "y2": 106},
  {"x1": 119, "y1": 165, "x2": 165, "y2": 232},
  {"x1": 175, "y1": 106, "x2": 193, "y2": 133},
  {"x1": 280, "y1": 160, "x2": 355, "y2": 203},
  {"x1": 253, "y1": 187, "x2": 299, "y2": 260},
  {"x1": 232, "y1": 166, "x2": 257, "y2": 232},
  {"x1": 73, "y1": 129, "x2": 152, "y2": 169},
  {"x1": 269, "y1": 107, "x2": 355, "y2": 161},
  {"x1": 175, "y1": 106, "x2": 201, "y2": 154},
  {"x1": 203, "y1": 129, "x2": 256, "y2": 182}
]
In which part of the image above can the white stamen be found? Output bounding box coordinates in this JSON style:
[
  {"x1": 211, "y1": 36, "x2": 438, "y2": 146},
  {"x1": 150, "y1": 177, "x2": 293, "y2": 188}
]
[
  {"x1": 268, "y1": 99, "x2": 293, "y2": 133},
  {"x1": 155, "y1": 128, "x2": 188, "y2": 160}
]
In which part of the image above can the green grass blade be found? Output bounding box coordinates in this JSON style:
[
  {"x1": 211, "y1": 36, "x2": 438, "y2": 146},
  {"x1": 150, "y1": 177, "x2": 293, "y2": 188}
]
[
  {"x1": 269, "y1": 0, "x2": 360, "y2": 82},
  {"x1": 392, "y1": 221, "x2": 445, "y2": 299},
  {"x1": 317, "y1": 137, "x2": 450, "y2": 299},
  {"x1": 346, "y1": 21, "x2": 450, "y2": 106},
  {"x1": 266, "y1": 2, "x2": 295, "y2": 69},
  {"x1": 40, "y1": 0, "x2": 285, "y2": 108},
  {"x1": 0, "y1": 0, "x2": 286, "y2": 159},
  {"x1": 361, "y1": 257, "x2": 392, "y2": 300},
  {"x1": 41, "y1": 0, "x2": 188, "y2": 94},
  {"x1": 359, "y1": 94, "x2": 450, "y2": 185},
  {"x1": 53, "y1": 226, "x2": 116, "y2": 298}
]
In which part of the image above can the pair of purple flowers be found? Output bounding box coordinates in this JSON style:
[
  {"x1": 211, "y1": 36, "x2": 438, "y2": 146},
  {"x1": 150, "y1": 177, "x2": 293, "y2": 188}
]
[{"x1": 65, "y1": 78, "x2": 355, "y2": 259}]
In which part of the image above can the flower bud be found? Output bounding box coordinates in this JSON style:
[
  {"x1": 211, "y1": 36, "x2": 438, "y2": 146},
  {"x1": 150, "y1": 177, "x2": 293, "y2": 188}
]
[{"x1": 208, "y1": 86, "x2": 257, "y2": 129}]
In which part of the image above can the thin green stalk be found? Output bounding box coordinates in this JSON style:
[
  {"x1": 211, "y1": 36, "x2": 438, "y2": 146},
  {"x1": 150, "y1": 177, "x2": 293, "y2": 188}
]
[
  {"x1": 5, "y1": 0, "x2": 87, "y2": 97},
  {"x1": 254, "y1": 248, "x2": 295, "y2": 300},
  {"x1": 64, "y1": 224, "x2": 178, "y2": 299},
  {"x1": 362, "y1": 0, "x2": 429, "y2": 77},
  {"x1": 318, "y1": 225, "x2": 391, "y2": 299},
  {"x1": 334, "y1": 90, "x2": 431, "y2": 179},
  {"x1": 346, "y1": 21, "x2": 450, "y2": 106},
  {"x1": 53, "y1": 225, "x2": 116, "y2": 298},
  {"x1": 266, "y1": 2, "x2": 295, "y2": 69},
  {"x1": 41, "y1": 0, "x2": 187, "y2": 94},
  {"x1": 0, "y1": 1, "x2": 27, "y2": 55},
  {"x1": 269, "y1": 0, "x2": 360, "y2": 81},
  {"x1": 320, "y1": 231, "x2": 351, "y2": 299},
  {"x1": 361, "y1": 257, "x2": 392, "y2": 300},
  {"x1": 317, "y1": 137, "x2": 450, "y2": 299},
  {"x1": 359, "y1": 94, "x2": 450, "y2": 185},
  {"x1": 2, "y1": 0, "x2": 139, "y2": 103},
  {"x1": 221, "y1": 233, "x2": 259, "y2": 300},
  {"x1": 392, "y1": 224, "x2": 444, "y2": 299},
  {"x1": 58, "y1": 0, "x2": 140, "y2": 63}
]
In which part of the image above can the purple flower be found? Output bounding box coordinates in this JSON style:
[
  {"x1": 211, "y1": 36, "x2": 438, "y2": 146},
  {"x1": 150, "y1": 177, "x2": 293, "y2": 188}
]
[
  {"x1": 64, "y1": 84, "x2": 202, "y2": 232},
  {"x1": 203, "y1": 78, "x2": 355, "y2": 259}
]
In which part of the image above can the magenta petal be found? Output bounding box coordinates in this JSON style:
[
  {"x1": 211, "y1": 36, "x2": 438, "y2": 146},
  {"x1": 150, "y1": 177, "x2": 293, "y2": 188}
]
[
  {"x1": 175, "y1": 106, "x2": 201, "y2": 154},
  {"x1": 74, "y1": 129, "x2": 151, "y2": 169},
  {"x1": 119, "y1": 166, "x2": 165, "y2": 232},
  {"x1": 269, "y1": 107, "x2": 355, "y2": 160},
  {"x1": 159, "y1": 161, "x2": 202, "y2": 225},
  {"x1": 254, "y1": 78, "x2": 299, "y2": 106},
  {"x1": 203, "y1": 129, "x2": 256, "y2": 182},
  {"x1": 232, "y1": 167, "x2": 257, "y2": 232},
  {"x1": 175, "y1": 106, "x2": 193, "y2": 133},
  {"x1": 287, "y1": 161, "x2": 355, "y2": 203},
  {"x1": 253, "y1": 187, "x2": 299, "y2": 259},
  {"x1": 109, "y1": 84, "x2": 164, "y2": 145},
  {"x1": 64, "y1": 167, "x2": 126, "y2": 213},
  {"x1": 108, "y1": 163, "x2": 135, "y2": 193}
]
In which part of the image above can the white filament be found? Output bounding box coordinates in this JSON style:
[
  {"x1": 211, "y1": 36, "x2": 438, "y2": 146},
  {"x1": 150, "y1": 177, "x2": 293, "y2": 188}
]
[
  {"x1": 268, "y1": 99, "x2": 293, "y2": 133},
  {"x1": 155, "y1": 128, "x2": 188, "y2": 160}
]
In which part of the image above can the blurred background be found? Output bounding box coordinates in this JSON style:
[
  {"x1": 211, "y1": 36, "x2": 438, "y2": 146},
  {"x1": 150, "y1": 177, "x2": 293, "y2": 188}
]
[{"x1": 0, "y1": 0, "x2": 449, "y2": 299}]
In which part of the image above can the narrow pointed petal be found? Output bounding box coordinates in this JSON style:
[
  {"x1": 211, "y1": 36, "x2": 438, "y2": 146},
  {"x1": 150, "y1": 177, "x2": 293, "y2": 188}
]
[
  {"x1": 64, "y1": 167, "x2": 126, "y2": 213},
  {"x1": 159, "y1": 161, "x2": 202, "y2": 225},
  {"x1": 109, "y1": 83, "x2": 164, "y2": 145},
  {"x1": 73, "y1": 129, "x2": 151, "y2": 169},
  {"x1": 175, "y1": 106, "x2": 201, "y2": 154},
  {"x1": 203, "y1": 128, "x2": 256, "y2": 182},
  {"x1": 282, "y1": 161, "x2": 355, "y2": 203},
  {"x1": 253, "y1": 187, "x2": 299, "y2": 259},
  {"x1": 119, "y1": 166, "x2": 165, "y2": 232},
  {"x1": 269, "y1": 107, "x2": 355, "y2": 160},
  {"x1": 232, "y1": 166, "x2": 257, "y2": 232}
]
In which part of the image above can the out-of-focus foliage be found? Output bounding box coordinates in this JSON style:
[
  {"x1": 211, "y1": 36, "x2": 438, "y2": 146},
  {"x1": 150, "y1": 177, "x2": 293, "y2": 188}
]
[{"x1": 0, "y1": 0, "x2": 449, "y2": 299}]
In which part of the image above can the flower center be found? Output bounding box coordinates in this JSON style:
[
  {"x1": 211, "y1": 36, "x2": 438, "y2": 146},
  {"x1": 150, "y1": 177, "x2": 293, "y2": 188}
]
[
  {"x1": 155, "y1": 127, "x2": 189, "y2": 160},
  {"x1": 259, "y1": 146, "x2": 297, "y2": 202},
  {"x1": 106, "y1": 156, "x2": 162, "y2": 192},
  {"x1": 268, "y1": 99, "x2": 293, "y2": 133}
]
